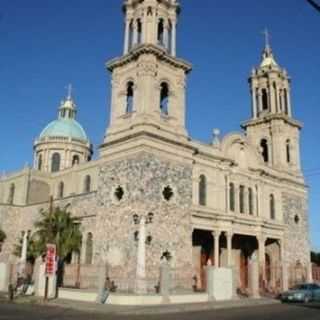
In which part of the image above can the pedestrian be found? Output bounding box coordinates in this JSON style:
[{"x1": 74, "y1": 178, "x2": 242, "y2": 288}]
[{"x1": 100, "y1": 277, "x2": 112, "y2": 304}]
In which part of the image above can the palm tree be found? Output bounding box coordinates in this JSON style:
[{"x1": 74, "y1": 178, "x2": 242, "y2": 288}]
[{"x1": 34, "y1": 206, "x2": 82, "y2": 261}]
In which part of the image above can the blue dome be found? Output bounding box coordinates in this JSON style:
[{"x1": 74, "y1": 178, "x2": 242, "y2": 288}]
[{"x1": 40, "y1": 119, "x2": 88, "y2": 141}]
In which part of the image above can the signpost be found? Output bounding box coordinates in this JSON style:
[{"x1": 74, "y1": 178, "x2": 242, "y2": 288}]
[{"x1": 44, "y1": 244, "x2": 56, "y2": 301}]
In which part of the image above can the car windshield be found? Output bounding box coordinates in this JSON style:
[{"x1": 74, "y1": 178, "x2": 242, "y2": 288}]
[{"x1": 292, "y1": 284, "x2": 309, "y2": 290}]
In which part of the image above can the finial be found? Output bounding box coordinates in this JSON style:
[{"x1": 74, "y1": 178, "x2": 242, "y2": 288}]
[
  {"x1": 262, "y1": 28, "x2": 271, "y2": 50},
  {"x1": 212, "y1": 128, "x2": 221, "y2": 147},
  {"x1": 66, "y1": 83, "x2": 73, "y2": 100}
]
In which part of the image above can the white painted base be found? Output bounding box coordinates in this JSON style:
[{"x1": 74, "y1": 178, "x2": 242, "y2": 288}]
[
  {"x1": 0, "y1": 263, "x2": 9, "y2": 291},
  {"x1": 35, "y1": 263, "x2": 57, "y2": 298},
  {"x1": 58, "y1": 288, "x2": 209, "y2": 305},
  {"x1": 207, "y1": 267, "x2": 234, "y2": 301}
]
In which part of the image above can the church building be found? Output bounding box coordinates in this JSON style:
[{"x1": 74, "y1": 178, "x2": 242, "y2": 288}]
[{"x1": 0, "y1": 0, "x2": 312, "y2": 295}]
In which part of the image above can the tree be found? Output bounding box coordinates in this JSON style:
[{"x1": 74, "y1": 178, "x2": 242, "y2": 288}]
[
  {"x1": 311, "y1": 251, "x2": 320, "y2": 266},
  {"x1": 13, "y1": 233, "x2": 40, "y2": 264},
  {"x1": 33, "y1": 206, "x2": 82, "y2": 261}
]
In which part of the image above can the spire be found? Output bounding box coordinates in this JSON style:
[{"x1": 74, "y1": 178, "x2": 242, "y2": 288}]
[
  {"x1": 260, "y1": 28, "x2": 278, "y2": 68},
  {"x1": 58, "y1": 84, "x2": 77, "y2": 120}
]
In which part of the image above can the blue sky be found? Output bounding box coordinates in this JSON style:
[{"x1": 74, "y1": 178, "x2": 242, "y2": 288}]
[{"x1": 0, "y1": 0, "x2": 319, "y2": 250}]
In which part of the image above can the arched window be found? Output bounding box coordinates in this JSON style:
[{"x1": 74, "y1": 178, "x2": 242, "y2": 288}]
[
  {"x1": 262, "y1": 88, "x2": 269, "y2": 111},
  {"x1": 248, "y1": 188, "x2": 254, "y2": 215},
  {"x1": 126, "y1": 81, "x2": 134, "y2": 113},
  {"x1": 284, "y1": 89, "x2": 289, "y2": 115},
  {"x1": 199, "y1": 175, "x2": 207, "y2": 206},
  {"x1": 229, "y1": 183, "x2": 235, "y2": 212},
  {"x1": 51, "y1": 153, "x2": 61, "y2": 173},
  {"x1": 85, "y1": 232, "x2": 93, "y2": 264},
  {"x1": 270, "y1": 194, "x2": 275, "y2": 220},
  {"x1": 84, "y1": 175, "x2": 91, "y2": 193},
  {"x1": 137, "y1": 19, "x2": 142, "y2": 44},
  {"x1": 157, "y1": 18, "x2": 164, "y2": 46},
  {"x1": 286, "y1": 139, "x2": 291, "y2": 164},
  {"x1": 128, "y1": 20, "x2": 134, "y2": 50},
  {"x1": 260, "y1": 139, "x2": 269, "y2": 163},
  {"x1": 239, "y1": 185, "x2": 245, "y2": 214},
  {"x1": 160, "y1": 82, "x2": 169, "y2": 115},
  {"x1": 8, "y1": 183, "x2": 15, "y2": 205},
  {"x1": 38, "y1": 154, "x2": 43, "y2": 171},
  {"x1": 58, "y1": 181, "x2": 64, "y2": 199},
  {"x1": 72, "y1": 155, "x2": 80, "y2": 166}
]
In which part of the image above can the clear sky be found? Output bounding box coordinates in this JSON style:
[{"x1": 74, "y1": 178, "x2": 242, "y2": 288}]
[{"x1": 0, "y1": 0, "x2": 319, "y2": 250}]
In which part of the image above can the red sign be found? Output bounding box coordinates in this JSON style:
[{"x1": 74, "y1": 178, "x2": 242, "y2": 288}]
[{"x1": 45, "y1": 244, "x2": 56, "y2": 276}]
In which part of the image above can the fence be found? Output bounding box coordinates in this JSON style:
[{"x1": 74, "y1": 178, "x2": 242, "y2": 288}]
[{"x1": 312, "y1": 264, "x2": 320, "y2": 283}]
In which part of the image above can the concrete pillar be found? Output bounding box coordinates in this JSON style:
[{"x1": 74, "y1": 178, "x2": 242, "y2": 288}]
[
  {"x1": 279, "y1": 239, "x2": 288, "y2": 291},
  {"x1": 258, "y1": 90, "x2": 263, "y2": 114},
  {"x1": 286, "y1": 87, "x2": 292, "y2": 117},
  {"x1": 163, "y1": 22, "x2": 169, "y2": 50},
  {"x1": 124, "y1": 19, "x2": 130, "y2": 54},
  {"x1": 213, "y1": 231, "x2": 221, "y2": 267},
  {"x1": 226, "y1": 232, "x2": 233, "y2": 267}
]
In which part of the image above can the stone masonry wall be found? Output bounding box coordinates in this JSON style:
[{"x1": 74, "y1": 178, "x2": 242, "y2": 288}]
[{"x1": 95, "y1": 152, "x2": 193, "y2": 291}]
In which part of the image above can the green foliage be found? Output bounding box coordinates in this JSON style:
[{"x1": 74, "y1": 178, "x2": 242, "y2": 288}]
[
  {"x1": 13, "y1": 233, "x2": 40, "y2": 264},
  {"x1": 311, "y1": 251, "x2": 320, "y2": 266},
  {"x1": 33, "y1": 207, "x2": 82, "y2": 261},
  {"x1": 0, "y1": 228, "x2": 6, "y2": 243}
]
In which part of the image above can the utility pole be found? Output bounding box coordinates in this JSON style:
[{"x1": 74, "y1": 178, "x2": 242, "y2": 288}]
[{"x1": 307, "y1": 0, "x2": 320, "y2": 13}]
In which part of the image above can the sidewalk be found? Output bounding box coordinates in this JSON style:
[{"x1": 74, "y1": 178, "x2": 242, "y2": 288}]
[
  {"x1": 45, "y1": 297, "x2": 281, "y2": 316},
  {"x1": 0, "y1": 291, "x2": 280, "y2": 316}
]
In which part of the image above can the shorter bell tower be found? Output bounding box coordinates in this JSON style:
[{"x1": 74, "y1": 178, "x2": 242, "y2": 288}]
[{"x1": 242, "y1": 33, "x2": 302, "y2": 175}]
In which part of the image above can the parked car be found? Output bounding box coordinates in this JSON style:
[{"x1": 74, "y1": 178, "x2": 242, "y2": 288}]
[{"x1": 281, "y1": 283, "x2": 320, "y2": 303}]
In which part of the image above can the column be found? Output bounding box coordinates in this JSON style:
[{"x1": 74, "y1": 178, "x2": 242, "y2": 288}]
[
  {"x1": 226, "y1": 232, "x2": 233, "y2": 267},
  {"x1": 258, "y1": 90, "x2": 263, "y2": 114},
  {"x1": 279, "y1": 239, "x2": 289, "y2": 291},
  {"x1": 132, "y1": 21, "x2": 138, "y2": 46},
  {"x1": 171, "y1": 20, "x2": 176, "y2": 56},
  {"x1": 257, "y1": 235, "x2": 266, "y2": 287},
  {"x1": 213, "y1": 231, "x2": 221, "y2": 267},
  {"x1": 123, "y1": 19, "x2": 130, "y2": 54},
  {"x1": 225, "y1": 175, "x2": 229, "y2": 213},
  {"x1": 251, "y1": 89, "x2": 257, "y2": 118},
  {"x1": 286, "y1": 87, "x2": 292, "y2": 117},
  {"x1": 163, "y1": 21, "x2": 169, "y2": 50}
]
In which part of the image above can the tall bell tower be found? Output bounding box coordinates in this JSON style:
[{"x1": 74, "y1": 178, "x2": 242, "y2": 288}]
[
  {"x1": 242, "y1": 33, "x2": 302, "y2": 175},
  {"x1": 101, "y1": 0, "x2": 192, "y2": 153}
]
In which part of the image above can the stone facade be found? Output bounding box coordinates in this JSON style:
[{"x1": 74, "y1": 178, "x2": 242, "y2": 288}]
[{"x1": 0, "y1": 0, "x2": 312, "y2": 295}]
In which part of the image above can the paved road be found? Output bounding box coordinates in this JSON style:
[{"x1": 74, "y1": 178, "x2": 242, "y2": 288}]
[{"x1": 0, "y1": 302, "x2": 320, "y2": 320}]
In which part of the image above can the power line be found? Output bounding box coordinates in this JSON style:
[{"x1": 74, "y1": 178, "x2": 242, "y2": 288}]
[{"x1": 306, "y1": 0, "x2": 320, "y2": 12}]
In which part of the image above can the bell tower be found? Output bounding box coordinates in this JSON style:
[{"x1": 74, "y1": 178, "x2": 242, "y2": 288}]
[
  {"x1": 101, "y1": 0, "x2": 192, "y2": 152},
  {"x1": 242, "y1": 32, "x2": 302, "y2": 175}
]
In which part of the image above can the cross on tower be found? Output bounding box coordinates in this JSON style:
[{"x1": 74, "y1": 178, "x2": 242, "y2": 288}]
[{"x1": 262, "y1": 28, "x2": 271, "y2": 49}]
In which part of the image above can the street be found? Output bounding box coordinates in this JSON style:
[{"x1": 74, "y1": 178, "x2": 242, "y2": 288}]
[{"x1": 0, "y1": 302, "x2": 319, "y2": 320}]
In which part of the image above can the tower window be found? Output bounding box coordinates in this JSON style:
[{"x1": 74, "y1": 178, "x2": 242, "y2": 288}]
[
  {"x1": 255, "y1": 88, "x2": 260, "y2": 114},
  {"x1": 279, "y1": 89, "x2": 283, "y2": 112},
  {"x1": 260, "y1": 139, "x2": 269, "y2": 163},
  {"x1": 158, "y1": 19, "x2": 164, "y2": 46},
  {"x1": 284, "y1": 89, "x2": 289, "y2": 115},
  {"x1": 198, "y1": 175, "x2": 207, "y2": 206},
  {"x1": 168, "y1": 20, "x2": 173, "y2": 53},
  {"x1": 8, "y1": 183, "x2": 15, "y2": 205},
  {"x1": 128, "y1": 20, "x2": 134, "y2": 50},
  {"x1": 248, "y1": 187, "x2": 254, "y2": 215},
  {"x1": 262, "y1": 88, "x2": 269, "y2": 111},
  {"x1": 126, "y1": 82, "x2": 134, "y2": 113},
  {"x1": 160, "y1": 82, "x2": 169, "y2": 115},
  {"x1": 137, "y1": 19, "x2": 142, "y2": 44},
  {"x1": 38, "y1": 154, "x2": 43, "y2": 171},
  {"x1": 286, "y1": 139, "x2": 291, "y2": 163},
  {"x1": 72, "y1": 155, "x2": 80, "y2": 166},
  {"x1": 239, "y1": 185, "x2": 245, "y2": 214},
  {"x1": 270, "y1": 194, "x2": 275, "y2": 220},
  {"x1": 51, "y1": 153, "x2": 61, "y2": 173},
  {"x1": 58, "y1": 181, "x2": 64, "y2": 199},
  {"x1": 229, "y1": 183, "x2": 235, "y2": 212},
  {"x1": 84, "y1": 175, "x2": 91, "y2": 193}
]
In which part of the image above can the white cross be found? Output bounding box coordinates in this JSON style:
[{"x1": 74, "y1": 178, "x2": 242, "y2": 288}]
[{"x1": 262, "y1": 28, "x2": 271, "y2": 48}]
